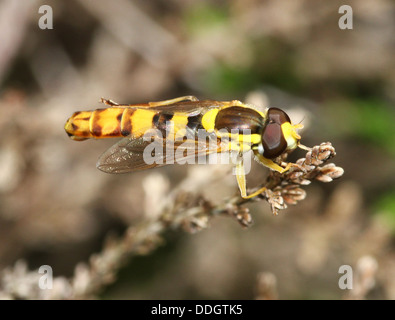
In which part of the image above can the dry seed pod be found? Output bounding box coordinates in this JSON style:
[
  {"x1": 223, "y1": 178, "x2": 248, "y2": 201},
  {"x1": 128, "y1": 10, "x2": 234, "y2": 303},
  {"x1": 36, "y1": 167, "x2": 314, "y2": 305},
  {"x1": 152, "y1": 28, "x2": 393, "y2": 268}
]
[
  {"x1": 282, "y1": 185, "x2": 306, "y2": 205},
  {"x1": 255, "y1": 142, "x2": 343, "y2": 215},
  {"x1": 265, "y1": 188, "x2": 287, "y2": 215},
  {"x1": 235, "y1": 207, "x2": 253, "y2": 227},
  {"x1": 295, "y1": 158, "x2": 316, "y2": 172},
  {"x1": 315, "y1": 164, "x2": 345, "y2": 182},
  {"x1": 287, "y1": 171, "x2": 312, "y2": 185},
  {"x1": 182, "y1": 214, "x2": 210, "y2": 233},
  {"x1": 304, "y1": 142, "x2": 336, "y2": 166}
]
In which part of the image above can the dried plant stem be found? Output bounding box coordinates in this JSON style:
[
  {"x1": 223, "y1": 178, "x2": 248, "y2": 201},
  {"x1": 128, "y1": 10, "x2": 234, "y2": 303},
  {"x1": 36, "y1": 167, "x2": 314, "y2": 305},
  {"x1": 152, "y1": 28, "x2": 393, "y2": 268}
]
[
  {"x1": 255, "y1": 272, "x2": 278, "y2": 300},
  {"x1": 343, "y1": 256, "x2": 378, "y2": 300},
  {"x1": 73, "y1": 142, "x2": 343, "y2": 298},
  {"x1": 0, "y1": 142, "x2": 343, "y2": 299}
]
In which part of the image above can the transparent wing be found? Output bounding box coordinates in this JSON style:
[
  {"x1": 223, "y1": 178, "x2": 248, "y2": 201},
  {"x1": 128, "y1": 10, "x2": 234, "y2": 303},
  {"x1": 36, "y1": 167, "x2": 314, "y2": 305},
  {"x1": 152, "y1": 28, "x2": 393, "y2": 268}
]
[
  {"x1": 96, "y1": 136, "x2": 161, "y2": 173},
  {"x1": 96, "y1": 130, "x2": 223, "y2": 173},
  {"x1": 110, "y1": 100, "x2": 222, "y2": 114},
  {"x1": 145, "y1": 100, "x2": 221, "y2": 113}
]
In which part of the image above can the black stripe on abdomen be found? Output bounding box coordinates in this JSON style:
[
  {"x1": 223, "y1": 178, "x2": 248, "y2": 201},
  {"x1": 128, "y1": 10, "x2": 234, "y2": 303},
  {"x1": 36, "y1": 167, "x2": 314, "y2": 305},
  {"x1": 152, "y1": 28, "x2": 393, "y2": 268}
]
[
  {"x1": 121, "y1": 108, "x2": 135, "y2": 137},
  {"x1": 186, "y1": 113, "x2": 203, "y2": 133},
  {"x1": 152, "y1": 112, "x2": 174, "y2": 136}
]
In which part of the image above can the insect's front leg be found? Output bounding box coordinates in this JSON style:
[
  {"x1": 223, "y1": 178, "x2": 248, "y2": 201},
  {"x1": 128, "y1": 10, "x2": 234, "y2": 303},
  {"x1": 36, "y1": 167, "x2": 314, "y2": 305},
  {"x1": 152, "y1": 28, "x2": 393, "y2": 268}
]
[
  {"x1": 255, "y1": 153, "x2": 288, "y2": 173},
  {"x1": 255, "y1": 153, "x2": 304, "y2": 174}
]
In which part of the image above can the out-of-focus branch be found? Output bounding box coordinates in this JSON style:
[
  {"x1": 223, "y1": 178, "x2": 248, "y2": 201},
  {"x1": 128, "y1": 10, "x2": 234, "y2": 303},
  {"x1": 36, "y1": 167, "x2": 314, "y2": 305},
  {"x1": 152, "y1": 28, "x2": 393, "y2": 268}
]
[
  {"x1": 0, "y1": 0, "x2": 39, "y2": 85},
  {"x1": 0, "y1": 142, "x2": 343, "y2": 299},
  {"x1": 255, "y1": 272, "x2": 278, "y2": 300},
  {"x1": 76, "y1": 0, "x2": 178, "y2": 68},
  {"x1": 343, "y1": 256, "x2": 378, "y2": 300}
]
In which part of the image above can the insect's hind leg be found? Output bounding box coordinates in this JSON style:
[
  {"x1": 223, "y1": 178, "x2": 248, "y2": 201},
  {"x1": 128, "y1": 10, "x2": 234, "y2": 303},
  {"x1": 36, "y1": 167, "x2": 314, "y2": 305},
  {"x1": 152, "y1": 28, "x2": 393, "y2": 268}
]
[
  {"x1": 100, "y1": 96, "x2": 199, "y2": 108},
  {"x1": 100, "y1": 98, "x2": 120, "y2": 106},
  {"x1": 148, "y1": 96, "x2": 199, "y2": 107}
]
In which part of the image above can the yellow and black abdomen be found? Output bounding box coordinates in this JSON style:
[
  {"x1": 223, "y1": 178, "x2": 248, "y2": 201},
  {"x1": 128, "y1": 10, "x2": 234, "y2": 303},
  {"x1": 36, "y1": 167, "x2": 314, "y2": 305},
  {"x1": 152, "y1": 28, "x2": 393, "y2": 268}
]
[
  {"x1": 65, "y1": 103, "x2": 266, "y2": 143},
  {"x1": 65, "y1": 107, "x2": 194, "y2": 141},
  {"x1": 65, "y1": 108, "x2": 137, "y2": 140}
]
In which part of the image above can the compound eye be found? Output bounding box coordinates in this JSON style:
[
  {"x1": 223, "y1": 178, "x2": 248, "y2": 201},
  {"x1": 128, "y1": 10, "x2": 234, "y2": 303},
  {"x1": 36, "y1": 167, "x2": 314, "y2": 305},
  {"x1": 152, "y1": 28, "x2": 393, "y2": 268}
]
[
  {"x1": 261, "y1": 123, "x2": 287, "y2": 159},
  {"x1": 267, "y1": 108, "x2": 291, "y2": 125}
]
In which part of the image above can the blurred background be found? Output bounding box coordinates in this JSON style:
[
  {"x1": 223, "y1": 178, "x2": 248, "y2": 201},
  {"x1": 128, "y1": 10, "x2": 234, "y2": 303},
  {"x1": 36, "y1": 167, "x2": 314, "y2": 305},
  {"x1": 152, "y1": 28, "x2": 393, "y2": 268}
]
[{"x1": 0, "y1": 0, "x2": 394, "y2": 299}]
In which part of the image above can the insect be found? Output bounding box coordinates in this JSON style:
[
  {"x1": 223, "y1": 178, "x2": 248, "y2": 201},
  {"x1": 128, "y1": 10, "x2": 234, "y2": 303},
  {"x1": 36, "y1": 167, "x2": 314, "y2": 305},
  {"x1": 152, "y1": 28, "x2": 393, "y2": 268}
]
[{"x1": 65, "y1": 96, "x2": 308, "y2": 199}]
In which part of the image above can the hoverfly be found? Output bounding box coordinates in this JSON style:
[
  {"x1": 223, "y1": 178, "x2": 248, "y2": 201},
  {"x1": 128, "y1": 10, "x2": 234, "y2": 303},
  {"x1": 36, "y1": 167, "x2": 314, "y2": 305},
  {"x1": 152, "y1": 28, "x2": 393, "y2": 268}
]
[{"x1": 65, "y1": 96, "x2": 308, "y2": 199}]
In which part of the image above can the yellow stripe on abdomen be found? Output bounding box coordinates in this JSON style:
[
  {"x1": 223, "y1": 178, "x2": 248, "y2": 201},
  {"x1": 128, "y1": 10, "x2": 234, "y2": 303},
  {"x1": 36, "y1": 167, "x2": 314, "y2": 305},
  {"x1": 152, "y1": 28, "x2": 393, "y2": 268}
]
[
  {"x1": 201, "y1": 109, "x2": 219, "y2": 132},
  {"x1": 90, "y1": 108, "x2": 124, "y2": 138},
  {"x1": 65, "y1": 108, "x2": 127, "y2": 140},
  {"x1": 170, "y1": 112, "x2": 189, "y2": 138},
  {"x1": 131, "y1": 109, "x2": 157, "y2": 137},
  {"x1": 65, "y1": 111, "x2": 93, "y2": 140}
]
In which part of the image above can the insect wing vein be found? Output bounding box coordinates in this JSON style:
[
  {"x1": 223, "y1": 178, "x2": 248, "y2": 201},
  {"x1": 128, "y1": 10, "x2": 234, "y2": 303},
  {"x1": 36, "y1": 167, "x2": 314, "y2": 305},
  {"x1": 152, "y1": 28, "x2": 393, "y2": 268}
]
[{"x1": 96, "y1": 132, "x2": 222, "y2": 173}]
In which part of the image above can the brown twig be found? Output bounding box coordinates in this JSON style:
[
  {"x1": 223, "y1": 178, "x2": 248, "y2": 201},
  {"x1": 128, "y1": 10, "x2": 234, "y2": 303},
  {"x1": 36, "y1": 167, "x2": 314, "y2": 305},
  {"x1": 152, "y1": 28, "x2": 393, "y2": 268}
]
[
  {"x1": 255, "y1": 272, "x2": 278, "y2": 300},
  {"x1": 343, "y1": 256, "x2": 378, "y2": 300},
  {"x1": 0, "y1": 142, "x2": 343, "y2": 299}
]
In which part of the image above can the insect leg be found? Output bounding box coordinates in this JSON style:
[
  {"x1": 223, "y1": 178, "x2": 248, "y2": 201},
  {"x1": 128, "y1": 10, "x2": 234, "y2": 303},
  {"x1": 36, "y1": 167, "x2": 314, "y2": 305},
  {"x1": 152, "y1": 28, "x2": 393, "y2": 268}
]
[
  {"x1": 298, "y1": 143, "x2": 312, "y2": 151},
  {"x1": 235, "y1": 158, "x2": 248, "y2": 198},
  {"x1": 238, "y1": 153, "x2": 302, "y2": 199},
  {"x1": 254, "y1": 154, "x2": 290, "y2": 173},
  {"x1": 255, "y1": 153, "x2": 305, "y2": 173},
  {"x1": 148, "y1": 96, "x2": 199, "y2": 107},
  {"x1": 100, "y1": 98, "x2": 120, "y2": 106},
  {"x1": 101, "y1": 96, "x2": 200, "y2": 108},
  {"x1": 243, "y1": 186, "x2": 267, "y2": 199},
  {"x1": 235, "y1": 158, "x2": 267, "y2": 199},
  {"x1": 100, "y1": 98, "x2": 151, "y2": 108}
]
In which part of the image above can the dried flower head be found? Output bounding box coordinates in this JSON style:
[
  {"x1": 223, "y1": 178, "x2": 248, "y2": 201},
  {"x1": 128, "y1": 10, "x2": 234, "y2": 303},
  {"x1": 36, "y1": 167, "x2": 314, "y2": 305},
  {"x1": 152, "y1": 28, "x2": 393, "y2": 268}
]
[
  {"x1": 0, "y1": 141, "x2": 344, "y2": 299},
  {"x1": 241, "y1": 142, "x2": 344, "y2": 215}
]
